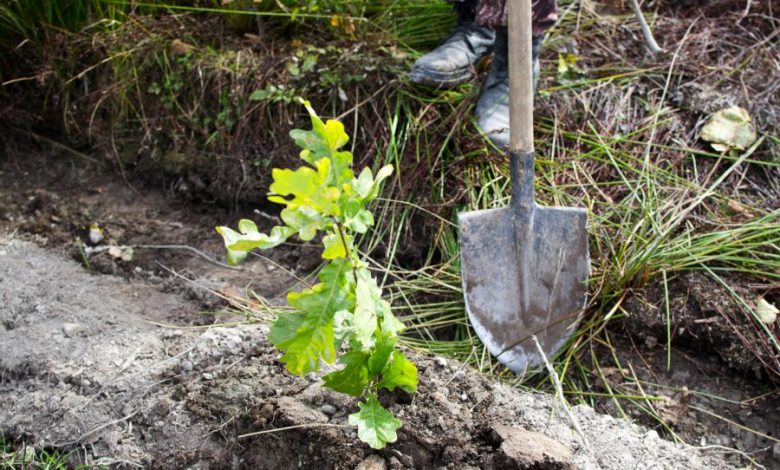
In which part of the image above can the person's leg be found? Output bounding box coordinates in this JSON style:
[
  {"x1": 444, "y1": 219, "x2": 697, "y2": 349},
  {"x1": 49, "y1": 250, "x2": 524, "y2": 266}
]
[
  {"x1": 474, "y1": 0, "x2": 556, "y2": 148},
  {"x1": 408, "y1": 0, "x2": 495, "y2": 88},
  {"x1": 475, "y1": 30, "x2": 540, "y2": 148}
]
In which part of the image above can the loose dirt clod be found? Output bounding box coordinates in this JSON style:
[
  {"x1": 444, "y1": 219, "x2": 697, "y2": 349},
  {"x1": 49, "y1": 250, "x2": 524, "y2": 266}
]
[{"x1": 491, "y1": 424, "x2": 574, "y2": 469}]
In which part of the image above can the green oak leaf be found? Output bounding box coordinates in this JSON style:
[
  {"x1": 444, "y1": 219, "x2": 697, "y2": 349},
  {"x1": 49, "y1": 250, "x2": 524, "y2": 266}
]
[
  {"x1": 225, "y1": 246, "x2": 248, "y2": 265},
  {"x1": 268, "y1": 311, "x2": 307, "y2": 346},
  {"x1": 273, "y1": 277, "x2": 354, "y2": 375},
  {"x1": 273, "y1": 314, "x2": 335, "y2": 376},
  {"x1": 280, "y1": 206, "x2": 326, "y2": 241},
  {"x1": 353, "y1": 272, "x2": 381, "y2": 350},
  {"x1": 289, "y1": 103, "x2": 336, "y2": 165},
  {"x1": 333, "y1": 309, "x2": 353, "y2": 346},
  {"x1": 344, "y1": 208, "x2": 374, "y2": 234},
  {"x1": 377, "y1": 351, "x2": 418, "y2": 393},
  {"x1": 331, "y1": 150, "x2": 355, "y2": 186},
  {"x1": 353, "y1": 268, "x2": 404, "y2": 339},
  {"x1": 368, "y1": 165, "x2": 394, "y2": 200},
  {"x1": 317, "y1": 258, "x2": 353, "y2": 286},
  {"x1": 349, "y1": 165, "x2": 394, "y2": 203},
  {"x1": 368, "y1": 334, "x2": 396, "y2": 375},
  {"x1": 322, "y1": 351, "x2": 370, "y2": 396},
  {"x1": 322, "y1": 232, "x2": 350, "y2": 259},
  {"x1": 339, "y1": 198, "x2": 373, "y2": 234},
  {"x1": 215, "y1": 221, "x2": 295, "y2": 265},
  {"x1": 351, "y1": 167, "x2": 375, "y2": 200},
  {"x1": 287, "y1": 280, "x2": 353, "y2": 315},
  {"x1": 381, "y1": 309, "x2": 406, "y2": 336},
  {"x1": 348, "y1": 394, "x2": 402, "y2": 449}
]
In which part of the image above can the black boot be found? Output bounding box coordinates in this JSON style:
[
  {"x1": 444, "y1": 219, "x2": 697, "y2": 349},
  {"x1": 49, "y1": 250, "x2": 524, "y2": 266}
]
[
  {"x1": 475, "y1": 29, "x2": 541, "y2": 148},
  {"x1": 409, "y1": 1, "x2": 495, "y2": 88}
]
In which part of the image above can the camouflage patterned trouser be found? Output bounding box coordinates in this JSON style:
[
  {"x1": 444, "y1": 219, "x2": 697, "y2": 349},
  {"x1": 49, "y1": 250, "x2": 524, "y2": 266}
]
[{"x1": 452, "y1": 0, "x2": 557, "y2": 35}]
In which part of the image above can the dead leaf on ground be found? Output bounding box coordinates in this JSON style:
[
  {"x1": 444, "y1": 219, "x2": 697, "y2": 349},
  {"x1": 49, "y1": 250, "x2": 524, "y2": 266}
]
[
  {"x1": 756, "y1": 297, "x2": 778, "y2": 324},
  {"x1": 599, "y1": 367, "x2": 629, "y2": 389},
  {"x1": 727, "y1": 199, "x2": 752, "y2": 217},
  {"x1": 107, "y1": 245, "x2": 133, "y2": 262},
  {"x1": 655, "y1": 388, "x2": 691, "y2": 426},
  {"x1": 170, "y1": 39, "x2": 195, "y2": 56},
  {"x1": 700, "y1": 106, "x2": 757, "y2": 152}
]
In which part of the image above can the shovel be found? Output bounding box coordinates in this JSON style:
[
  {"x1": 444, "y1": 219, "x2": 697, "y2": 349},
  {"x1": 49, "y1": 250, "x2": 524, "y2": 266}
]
[{"x1": 458, "y1": 0, "x2": 589, "y2": 374}]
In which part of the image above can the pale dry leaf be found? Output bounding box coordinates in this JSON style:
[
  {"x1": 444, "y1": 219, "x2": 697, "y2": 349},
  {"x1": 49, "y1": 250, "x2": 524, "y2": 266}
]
[
  {"x1": 727, "y1": 199, "x2": 751, "y2": 215},
  {"x1": 756, "y1": 297, "x2": 778, "y2": 324},
  {"x1": 700, "y1": 106, "x2": 757, "y2": 152},
  {"x1": 655, "y1": 388, "x2": 690, "y2": 426},
  {"x1": 108, "y1": 245, "x2": 133, "y2": 261},
  {"x1": 107, "y1": 246, "x2": 122, "y2": 258}
]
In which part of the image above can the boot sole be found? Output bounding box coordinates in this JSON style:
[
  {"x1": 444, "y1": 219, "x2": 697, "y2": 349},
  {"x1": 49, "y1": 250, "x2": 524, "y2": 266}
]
[{"x1": 408, "y1": 67, "x2": 473, "y2": 88}]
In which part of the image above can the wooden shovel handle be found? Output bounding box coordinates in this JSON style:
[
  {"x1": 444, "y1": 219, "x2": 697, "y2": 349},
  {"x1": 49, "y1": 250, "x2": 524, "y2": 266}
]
[{"x1": 508, "y1": 0, "x2": 534, "y2": 153}]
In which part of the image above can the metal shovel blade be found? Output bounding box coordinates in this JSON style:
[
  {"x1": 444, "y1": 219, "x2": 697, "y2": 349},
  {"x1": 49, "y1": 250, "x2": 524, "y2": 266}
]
[{"x1": 458, "y1": 152, "x2": 589, "y2": 373}]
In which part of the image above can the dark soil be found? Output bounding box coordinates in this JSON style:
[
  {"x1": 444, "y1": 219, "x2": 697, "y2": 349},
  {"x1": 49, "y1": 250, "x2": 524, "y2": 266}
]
[
  {"x1": 624, "y1": 272, "x2": 780, "y2": 378},
  {"x1": 0, "y1": 149, "x2": 316, "y2": 307}
]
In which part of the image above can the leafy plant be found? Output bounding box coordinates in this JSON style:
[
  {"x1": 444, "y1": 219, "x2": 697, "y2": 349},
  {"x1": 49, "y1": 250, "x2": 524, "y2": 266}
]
[{"x1": 216, "y1": 101, "x2": 417, "y2": 449}]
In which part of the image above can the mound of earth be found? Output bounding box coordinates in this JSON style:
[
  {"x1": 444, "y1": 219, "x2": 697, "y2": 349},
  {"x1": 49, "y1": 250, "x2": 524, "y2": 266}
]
[{"x1": 0, "y1": 239, "x2": 739, "y2": 468}]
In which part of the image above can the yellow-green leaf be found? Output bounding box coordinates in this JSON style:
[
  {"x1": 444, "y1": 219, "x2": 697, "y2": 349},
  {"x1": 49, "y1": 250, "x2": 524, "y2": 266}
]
[
  {"x1": 322, "y1": 232, "x2": 349, "y2": 259},
  {"x1": 268, "y1": 165, "x2": 340, "y2": 216},
  {"x1": 215, "y1": 222, "x2": 295, "y2": 265},
  {"x1": 280, "y1": 206, "x2": 326, "y2": 241}
]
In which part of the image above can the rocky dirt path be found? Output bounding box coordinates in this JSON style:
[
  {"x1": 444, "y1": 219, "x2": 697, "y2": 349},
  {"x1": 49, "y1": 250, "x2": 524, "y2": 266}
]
[{"x1": 0, "y1": 238, "x2": 742, "y2": 469}]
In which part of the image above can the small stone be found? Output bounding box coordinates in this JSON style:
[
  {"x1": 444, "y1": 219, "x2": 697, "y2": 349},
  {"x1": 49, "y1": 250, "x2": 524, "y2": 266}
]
[
  {"x1": 62, "y1": 322, "x2": 86, "y2": 338},
  {"x1": 644, "y1": 335, "x2": 658, "y2": 349},
  {"x1": 387, "y1": 456, "x2": 403, "y2": 470},
  {"x1": 320, "y1": 404, "x2": 337, "y2": 416},
  {"x1": 202, "y1": 372, "x2": 214, "y2": 380},
  {"x1": 356, "y1": 455, "x2": 386, "y2": 470},
  {"x1": 180, "y1": 360, "x2": 193, "y2": 372},
  {"x1": 434, "y1": 357, "x2": 448, "y2": 368},
  {"x1": 713, "y1": 434, "x2": 731, "y2": 446},
  {"x1": 492, "y1": 423, "x2": 573, "y2": 470},
  {"x1": 391, "y1": 450, "x2": 414, "y2": 468}
]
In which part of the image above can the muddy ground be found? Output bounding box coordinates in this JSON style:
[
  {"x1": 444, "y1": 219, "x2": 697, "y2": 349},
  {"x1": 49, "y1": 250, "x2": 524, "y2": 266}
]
[{"x1": 0, "y1": 151, "x2": 777, "y2": 468}]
